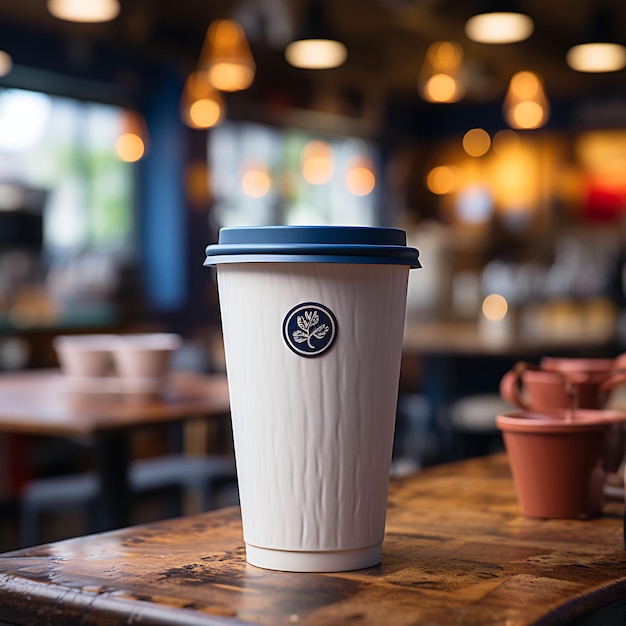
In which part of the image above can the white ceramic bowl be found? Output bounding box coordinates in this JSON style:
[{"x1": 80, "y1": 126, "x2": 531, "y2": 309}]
[
  {"x1": 53, "y1": 334, "x2": 115, "y2": 378},
  {"x1": 111, "y1": 333, "x2": 182, "y2": 382}
]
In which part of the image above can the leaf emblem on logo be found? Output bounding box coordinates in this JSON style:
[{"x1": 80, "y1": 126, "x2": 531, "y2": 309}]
[
  {"x1": 292, "y1": 330, "x2": 308, "y2": 344},
  {"x1": 292, "y1": 310, "x2": 329, "y2": 348},
  {"x1": 283, "y1": 302, "x2": 337, "y2": 358}
]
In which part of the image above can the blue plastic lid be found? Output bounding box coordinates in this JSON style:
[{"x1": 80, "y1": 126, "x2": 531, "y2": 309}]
[{"x1": 204, "y1": 226, "x2": 421, "y2": 268}]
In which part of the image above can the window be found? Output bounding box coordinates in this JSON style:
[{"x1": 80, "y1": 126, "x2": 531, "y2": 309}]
[
  {"x1": 0, "y1": 87, "x2": 135, "y2": 257},
  {"x1": 209, "y1": 121, "x2": 380, "y2": 228}
]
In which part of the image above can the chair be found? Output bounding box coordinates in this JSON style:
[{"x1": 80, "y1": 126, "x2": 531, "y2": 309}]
[
  {"x1": 20, "y1": 454, "x2": 238, "y2": 547},
  {"x1": 392, "y1": 392, "x2": 434, "y2": 475},
  {"x1": 445, "y1": 393, "x2": 512, "y2": 460}
]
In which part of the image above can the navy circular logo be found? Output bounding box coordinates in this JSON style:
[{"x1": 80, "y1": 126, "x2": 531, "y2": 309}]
[{"x1": 283, "y1": 302, "x2": 338, "y2": 358}]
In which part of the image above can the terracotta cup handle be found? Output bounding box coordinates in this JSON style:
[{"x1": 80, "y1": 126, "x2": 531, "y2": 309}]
[
  {"x1": 613, "y1": 352, "x2": 626, "y2": 371},
  {"x1": 500, "y1": 361, "x2": 533, "y2": 409},
  {"x1": 599, "y1": 370, "x2": 626, "y2": 393}
]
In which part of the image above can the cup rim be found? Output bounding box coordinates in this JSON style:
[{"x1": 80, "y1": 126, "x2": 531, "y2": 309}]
[
  {"x1": 496, "y1": 409, "x2": 626, "y2": 433},
  {"x1": 539, "y1": 357, "x2": 616, "y2": 373},
  {"x1": 53, "y1": 334, "x2": 116, "y2": 351},
  {"x1": 204, "y1": 226, "x2": 421, "y2": 268},
  {"x1": 521, "y1": 369, "x2": 568, "y2": 382},
  {"x1": 113, "y1": 333, "x2": 182, "y2": 351}
]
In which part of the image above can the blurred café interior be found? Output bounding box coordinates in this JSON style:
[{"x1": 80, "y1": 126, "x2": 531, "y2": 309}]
[{"x1": 3, "y1": 0, "x2": 626, "y2": 549}]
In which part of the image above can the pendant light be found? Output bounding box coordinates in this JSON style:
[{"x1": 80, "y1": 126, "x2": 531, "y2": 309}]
[
  {"x1": 47, "y1": 0, "x2": 120, "y2": 23},
  {"x1": 198, "y1": 19, "x2": 255, "y2": 92},
  {"x1": 566, "y1": 6, "x2": 626, "y2": 73},
  {"x1": 503, "y1": 71, "x2": 550, "y2": 130},
  {"x1": 285, "y1": 0, "x2": 347, "y2": 69},
  {"x1": 465, "y1": 1, "x2": 533, "y2": 44},
  {"x1": 116, "y1": 111, "x2": 149, "y2": 163},
  {"x1": 418, "y1": 41, "x2": 465, "y2": 103},
  {"x1": 180, "y1": 71, "x2": 225, "y2": 129}
]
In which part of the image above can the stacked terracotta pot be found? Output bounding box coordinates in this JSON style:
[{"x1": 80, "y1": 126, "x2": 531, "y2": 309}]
[{"x1": 498, "y1": 355, "x2": 626, "y2": 519}]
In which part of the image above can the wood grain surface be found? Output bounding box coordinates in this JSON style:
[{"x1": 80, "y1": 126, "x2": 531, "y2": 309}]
[
  {"x1": 0, "y1": 454, "x2": 624, "y2": 626},
  {"x1": 0, "y1": 370, "x2": 230, "y2": 437}
]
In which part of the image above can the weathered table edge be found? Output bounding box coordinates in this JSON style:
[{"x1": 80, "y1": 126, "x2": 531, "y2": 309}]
[
  {"x1": 1, "y1": 453, "x2": 626, "y2": 626},
  {"x1": 0, "y1": 573, "x2": 249, "y2": 626}
]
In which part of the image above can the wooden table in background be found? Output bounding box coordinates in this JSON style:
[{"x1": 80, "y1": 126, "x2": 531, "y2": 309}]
[
  {"x1": 0, "y1": 454, "x2": 624, "y2": 625},
  {"x1": 0, "y1": 369, "x2": 230, "y2": 532}
]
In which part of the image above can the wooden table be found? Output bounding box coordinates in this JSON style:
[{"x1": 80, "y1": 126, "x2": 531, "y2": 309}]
[
  {"x1": 0, "y1": 453, "x2": 624, "y2": 626},
  {"x1": 0, "y1": 369, "x2": 230, "y2": 532}
]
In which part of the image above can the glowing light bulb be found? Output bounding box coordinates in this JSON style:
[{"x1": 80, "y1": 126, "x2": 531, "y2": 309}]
[
  {"x1": 345, "y1": 158, "x2": 376, "y2": 196},
  {"x1": 301, "y1": 141, "x2": 333, "y2": 185},
  {"x1": 116, "y1": 133, "x2": 145, "y2": 162},
  {"x1": 463, "y1": 128, "x2": 491, "y2": 157},
  {"x1": 426, "y1": 166, "x2": 459, "y2": 195},
  {"x1": 465, "y1": 12, "x2": 534, "y2": 44},
  {"x1": 482, "y1": 293, "x2": 509, "y2": 321},
  {"x1": 241, "y1": 162, "x2": 271, "y2": 198}
]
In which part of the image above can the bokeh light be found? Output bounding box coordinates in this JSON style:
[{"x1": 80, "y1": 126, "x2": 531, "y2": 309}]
[
  {"x1": 116, "y1": 133, "x2": 145, "y2": 162},
  {"x1": 482, "y1": 293, "x2": 509, "y2": 321},
  {"x1": 426, "y1": 165, "x2": 460, "y2": 195},
  {"x1": 345, "y1": 158, "x2": 376, "y2": 195},
  {"x1": 301, "y1": 141, "x2": 333, "y2": 185},
  {"x1": 463, "y1": 128, "x2": 491, "y2": 157},
  {"x1": 189, "y1": 98, "x2": 222, "y2": 128},
  {"x1": 241, "y1": 162, "x2": 271, "y2": 198}
]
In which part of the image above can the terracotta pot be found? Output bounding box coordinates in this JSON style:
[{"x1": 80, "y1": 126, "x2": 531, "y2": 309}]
[
  {"x1": 539, "y1": 356, "x2": 618, "y2": 373},
  {"x1": 499, "y1": 360, "x2": 626, "y2": 411},
  {"x1": 496, "y1": 409, "x2": 626, "y2": 519},
  {"x1": 539, "y1": 355, "x2": 626, "y2": 400}
]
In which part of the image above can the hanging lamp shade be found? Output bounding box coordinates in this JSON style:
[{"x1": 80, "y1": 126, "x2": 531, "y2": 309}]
[
  {"x1": 47, "y1": 0, "x2": 120, "y2": 23},
  {"x1": 418, "y1": 41, "x2": 465, "y2": 103},
  {"x1": 116, "y1": 110, "x2": 149, "y2": 163},
  {"x1": 503, "y1": 71, "x2": 550, "y2": 130},
  {"x1": 566, "y1": 7, "x2": 626, "y2": 73},
  {"x1": 465, "y1": 0, "x2": 533, "y2": 44},
  {"x1": 567, "y1": 43, "x2": 626, "y2": 72},
  {"x1": 180, "y1": 71, "x2": 225, "y2": 129},
  {"x1": 198, "y1": 19, "x2": 255, "y2": 92},
  {"x1": 285, "y1": 0, "x2": 347, "y2": 69}
]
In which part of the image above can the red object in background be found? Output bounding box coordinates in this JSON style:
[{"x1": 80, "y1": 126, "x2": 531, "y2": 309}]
[{"x1": 584, "y1": 184, "x2": 626, "y2": 221}]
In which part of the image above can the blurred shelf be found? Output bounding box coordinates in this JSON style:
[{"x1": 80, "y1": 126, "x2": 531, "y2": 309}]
[
  {"x1": 0, "y1": 301, "x2": 118, "y2": 334},
  {"x1": 403, "y1": 319, "x2": 615, "y2": 358}
]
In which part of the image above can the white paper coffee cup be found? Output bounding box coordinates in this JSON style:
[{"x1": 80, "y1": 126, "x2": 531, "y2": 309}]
[{"x1": 205, "y1": 226, "x2": 420, "y2": 572}]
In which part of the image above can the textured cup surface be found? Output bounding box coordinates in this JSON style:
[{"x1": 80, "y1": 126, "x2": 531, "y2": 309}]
[{"x1": 217, "y1": 262, "x2": 409, "y2": 571}]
